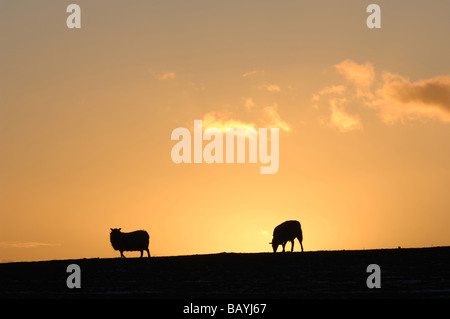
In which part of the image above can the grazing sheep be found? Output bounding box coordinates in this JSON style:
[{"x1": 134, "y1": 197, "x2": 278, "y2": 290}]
[
  {"x1": 270, "y1": 220, "x2": 303, "y2": 253},
  {"x1": 110, "y1": 228, "x2": 150, "y2": 258}
]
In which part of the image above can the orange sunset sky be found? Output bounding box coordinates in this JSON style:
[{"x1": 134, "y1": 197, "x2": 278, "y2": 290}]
[{"x1": 1, "y1": 1, "x2": 450, "y2": 262}]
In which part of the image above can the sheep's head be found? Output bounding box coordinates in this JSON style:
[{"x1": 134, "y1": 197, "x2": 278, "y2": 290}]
[
  {"x1": 110, "y1": 228, "x2": 122, "y2": 234},
  {"x1": 269, "y1": 239, "x2": 281, "y2": 253}
]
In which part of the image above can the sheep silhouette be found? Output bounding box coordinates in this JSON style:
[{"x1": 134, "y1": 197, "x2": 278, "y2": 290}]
[
  {"x1": 270, "y1": 220, "x2": 304, "y2": 253},
  {"x1": 110, "y1": 228, "x2": 150, "y2": 258}
]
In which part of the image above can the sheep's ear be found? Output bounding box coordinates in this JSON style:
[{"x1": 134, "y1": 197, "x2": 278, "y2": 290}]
[
  {"x1": 110, "y1": 228, "x2": 113, "y2": 231},
  {"x1": 269, "y1": 242, "x2": 272, "y2": 244},
  {"x1": 118, "y1": 228, "x2": 121, "y2": 231}
]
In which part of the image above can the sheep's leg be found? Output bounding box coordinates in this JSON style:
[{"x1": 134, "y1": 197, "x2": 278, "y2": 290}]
[
  {"x1": 282, "y1": 243, "x2": 286, "y2": 252},
  {"x1": 146, "y1": 248, "x2": 151, "y2": 258},
  {"x1": 120, "y1": 251, "x2": 126, "y2": 258},
  {"x1": 291, "y1": 240, "x2": 295, "y2": 252}
]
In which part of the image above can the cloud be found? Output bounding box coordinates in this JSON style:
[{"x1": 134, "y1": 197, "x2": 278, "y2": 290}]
[
  {"x1": 264, "y1": 104, "x2": 291, "y2": 132},
  {"x1": 314, "y1": 59, "x2": 450, "y2": 128},
  {"x1": 157, "y1": 72, "x2": 176, "y2": 81},
  {"x1": 201, "y1": 104, "x2": 290, "y2": 134},
  {"x1": 0, "y1": 241, "x2": 61, "y2": 248},
  {"x1": 199, "y1": 71, "x2": 290, "y2": 134},
  {"x1": 260, "y1": 84, "x2": 281, "y2": 92},
  {"x1": 202, "y1": 112, "x2": 255, "y2": 132},
  {"x1": 242, "y1": 70, "x2": 265, "y2": 78},
  {"x1": 370, "y1": 73, "x2": 450, "y2": 124},
  {"x1": 319, "y1": 85, "x2": 346, "y2": 96},
  {"x1": 327, "y1": 98, "x2": 363, "y2": 132},
  {"x1": 335, "y1": 59, "x2": 375, "y2": 89},
  {"x1": 244, "y1": 97, "x2": 255, "y2": 111},
  {"x1": 312, "y1": 85, "x2": 346, "y2": 104}
]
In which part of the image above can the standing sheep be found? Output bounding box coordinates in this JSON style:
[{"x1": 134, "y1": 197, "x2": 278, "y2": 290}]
[{"x1": 110, "y1": 228, "x2": 150, "y2": 258}]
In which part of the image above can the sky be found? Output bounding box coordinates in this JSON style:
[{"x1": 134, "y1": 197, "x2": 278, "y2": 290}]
[{"x1": 1, "y1": 0, "x2": 450, "y2": 262}]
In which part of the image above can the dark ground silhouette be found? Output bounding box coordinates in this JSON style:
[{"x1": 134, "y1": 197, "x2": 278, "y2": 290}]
[{"x1": 0, "y1": 246, "x2": 449, "y2": 298}]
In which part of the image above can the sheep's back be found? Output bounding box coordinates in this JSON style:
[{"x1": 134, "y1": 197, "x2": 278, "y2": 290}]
[{"x1": 110, "y1": 230, "x2": 149, "y2": 251}]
